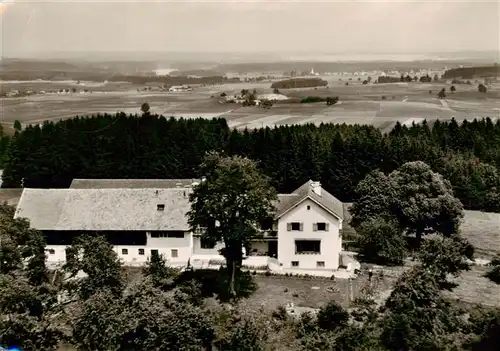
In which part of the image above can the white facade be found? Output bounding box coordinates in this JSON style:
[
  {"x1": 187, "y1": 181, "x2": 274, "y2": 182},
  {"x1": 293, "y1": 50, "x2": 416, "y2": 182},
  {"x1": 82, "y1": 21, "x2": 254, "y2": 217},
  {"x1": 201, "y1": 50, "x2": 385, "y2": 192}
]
[
  {"x1": 44, "y1": 231, "x2": 193, "y2": 267},
  {"x1": 18, "y1": 179, "x2": 344, "y2": 275},
  {"x1": 277, "y1": 198, "x2": 342, "y2": 271}
]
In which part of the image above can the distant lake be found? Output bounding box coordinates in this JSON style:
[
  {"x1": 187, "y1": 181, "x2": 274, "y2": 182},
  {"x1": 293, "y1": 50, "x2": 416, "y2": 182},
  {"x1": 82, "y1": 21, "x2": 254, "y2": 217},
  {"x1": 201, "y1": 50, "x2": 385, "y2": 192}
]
[{"x1": 155, "y1": 68, "x2": 178, "y2": 76}]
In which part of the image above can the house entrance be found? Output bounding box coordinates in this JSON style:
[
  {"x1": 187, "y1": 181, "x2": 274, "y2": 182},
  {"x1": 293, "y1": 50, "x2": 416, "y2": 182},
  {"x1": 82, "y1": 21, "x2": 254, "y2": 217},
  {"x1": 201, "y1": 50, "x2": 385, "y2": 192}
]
[{"x1": 268, "y1": 241, "x2": 278, "y2": 258}]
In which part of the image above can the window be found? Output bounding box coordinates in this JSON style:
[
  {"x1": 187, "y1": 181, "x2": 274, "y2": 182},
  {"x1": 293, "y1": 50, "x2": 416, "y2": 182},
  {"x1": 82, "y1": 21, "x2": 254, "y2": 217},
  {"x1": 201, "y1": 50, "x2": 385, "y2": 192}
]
[
  {"x1": 171, "y1": 249, "x2": 178, "y2": 258},
  {"x1": 151, "y1": 249, "x2": 159, "y2": 256},
  {"x1": 138, "y1": 249, "x2": 145, "y2": 255},
  {"x1": 157, "y1": 204, "x2": 165, "y2": 211},
  {"x1": 47, "y1": 249, "x2": 55, "y2": 255},
  {"x1": 260, "y1": 217, "x2": 274, "y2": 230},
  {"x1": 150, "y1": 231, "x2": 184, "y2": 238},
  {"x1": 295, "y1": 240, "x2": 321, "y2": 254},
  {"x1": 121, "y1": 248, "x2": 128, "y2": 255},
  {"x1": 314, "y1": 222, "x2": 329, "y2": 231},
  {"x1": 287, "y1": 222, "x2": 302, "y2": 231},
  {"x1": 291, "y1": 261, "x2": 299, "y2": 267},
  {"x1": 307, "y1": 205, "x2": 311, "y2": 210},
  {"x1": 317, "y1": 261, "x2": 325, "y2": 268},
  {"x1": 201, "y1": 237, "x2": 216, "y2": 249}
]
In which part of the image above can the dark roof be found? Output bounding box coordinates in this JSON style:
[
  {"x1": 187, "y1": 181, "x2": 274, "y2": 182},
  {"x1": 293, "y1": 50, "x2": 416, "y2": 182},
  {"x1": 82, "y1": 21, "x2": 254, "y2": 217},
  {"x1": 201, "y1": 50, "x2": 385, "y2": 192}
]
[
  {"x1": 275, "y1": 180, "x2": 343, "y2": 220},
  {"x1": 70, "y1": 179, "x2": 198, "y2": 189}
]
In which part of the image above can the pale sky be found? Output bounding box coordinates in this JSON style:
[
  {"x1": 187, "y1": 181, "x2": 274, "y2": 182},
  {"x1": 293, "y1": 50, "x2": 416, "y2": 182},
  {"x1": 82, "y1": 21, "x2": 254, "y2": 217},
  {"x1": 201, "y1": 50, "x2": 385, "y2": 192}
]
[{"x1": 1, "y1": 0, "x2": 499, "y2": 58}]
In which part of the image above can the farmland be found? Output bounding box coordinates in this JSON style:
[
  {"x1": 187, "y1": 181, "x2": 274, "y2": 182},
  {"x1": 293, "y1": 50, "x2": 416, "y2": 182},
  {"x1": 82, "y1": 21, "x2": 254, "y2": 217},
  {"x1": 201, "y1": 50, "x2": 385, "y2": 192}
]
[{"x1": 1, "y1": 77, "x2": 499, "y2": 133}]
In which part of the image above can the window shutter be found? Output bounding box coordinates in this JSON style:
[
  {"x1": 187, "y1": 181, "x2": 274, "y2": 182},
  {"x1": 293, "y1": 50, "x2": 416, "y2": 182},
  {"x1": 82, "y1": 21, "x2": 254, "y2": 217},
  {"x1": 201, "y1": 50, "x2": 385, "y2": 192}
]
[
  {"x1": 287, "y1": 223, "x2": 292, "y2": 231},
  {"x1": 313, "y1": 223, "x2": 318, "y2": 231},
  {"x1": 299, "y1": 223, "x2": 304, "y2": 231},
  {"x1": 325, "y1": 223, "x2": 330, "y2": 231}
]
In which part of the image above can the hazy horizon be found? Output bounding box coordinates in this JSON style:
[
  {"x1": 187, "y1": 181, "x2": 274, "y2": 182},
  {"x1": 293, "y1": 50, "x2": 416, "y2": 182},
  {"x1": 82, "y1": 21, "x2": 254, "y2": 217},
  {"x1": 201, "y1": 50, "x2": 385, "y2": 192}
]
[{"x1": 1, "y1": 0, "x2": 499, "y2": 60}]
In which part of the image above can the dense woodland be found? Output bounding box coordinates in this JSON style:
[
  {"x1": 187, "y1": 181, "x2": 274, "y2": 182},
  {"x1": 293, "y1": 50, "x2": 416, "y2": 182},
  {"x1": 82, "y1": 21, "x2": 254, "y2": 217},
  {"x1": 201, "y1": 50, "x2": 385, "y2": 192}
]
[
  {"x1": 443, "y1": 65, "x2": 500, "y2": 79},
  {"x1": 1, "y1": 114, "x2": 500, "y2": 213},
  {"x1": 271, "y1": 78, "x2": 328, "y2": 89}
]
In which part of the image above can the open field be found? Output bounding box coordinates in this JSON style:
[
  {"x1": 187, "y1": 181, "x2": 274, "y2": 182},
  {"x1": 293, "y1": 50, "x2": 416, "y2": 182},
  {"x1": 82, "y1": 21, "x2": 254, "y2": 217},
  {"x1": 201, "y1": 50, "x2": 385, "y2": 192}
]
[
  {"x1": 246, "y1": 273, "x2": 391, "y2": 311},
  {"x1": 460, "y1": 210, "x2": 500, "y2": 259},
  {"x1": 1, "y1": 78, "x2": 499, "y2": 133},
  {"x1": 446, "y1": 265, "x2": 500, "y2": 307},
  {"x1": 245, "y1": 263, "x2": 500, "y2": 312}
]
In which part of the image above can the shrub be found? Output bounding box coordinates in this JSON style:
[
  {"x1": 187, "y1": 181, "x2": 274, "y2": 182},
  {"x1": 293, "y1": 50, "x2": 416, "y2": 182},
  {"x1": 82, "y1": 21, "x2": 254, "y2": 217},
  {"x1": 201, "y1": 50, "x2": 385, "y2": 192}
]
[
  {"x1": 326, "y1": 96, "x2": 339, "y2": 106},
  {"x1": 300, "y1": 96, "x2": 325, "y2": 104},
  {"x1": 485, "y1": 255, "x2": 500, "y2": 284},
  {"x1": 176, "y1": 269, "x2": 257, "y2": 301},
  {"x1": 355, "y1": 217, "x2": 407, "y2": 265},
  {"x1": 272, "y1": 306, "x2": 289, "y2": 321},
  {"x1": 316, "y1": 301, "x2": 349, "y2": 331}
]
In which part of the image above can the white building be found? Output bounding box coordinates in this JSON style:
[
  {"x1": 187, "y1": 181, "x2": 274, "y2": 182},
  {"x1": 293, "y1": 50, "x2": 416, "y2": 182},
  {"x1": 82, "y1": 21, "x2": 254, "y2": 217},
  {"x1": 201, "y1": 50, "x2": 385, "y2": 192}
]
[
  {"x1": 14, "y1": 179, "x2": 344, "y2": 275},
  {"x1": 168, "y1": 85, "x2": 193, "y2": 92}
]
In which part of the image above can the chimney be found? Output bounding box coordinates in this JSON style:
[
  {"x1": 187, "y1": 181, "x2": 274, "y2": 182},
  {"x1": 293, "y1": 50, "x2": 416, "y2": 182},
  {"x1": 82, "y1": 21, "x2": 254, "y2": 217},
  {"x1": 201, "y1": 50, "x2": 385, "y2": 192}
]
[{"x1": 310, "y1": 181, "x2": 322, "y2": 196}]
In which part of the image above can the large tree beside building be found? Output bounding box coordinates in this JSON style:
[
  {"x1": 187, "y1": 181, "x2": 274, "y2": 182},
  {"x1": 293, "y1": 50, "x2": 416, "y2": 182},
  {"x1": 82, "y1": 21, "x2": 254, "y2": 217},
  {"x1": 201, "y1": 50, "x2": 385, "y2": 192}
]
[
  {"x1": 351, "y1": 161, "x2": 465, "y2": 262},
  {"x1": 187, "y1": 152, "x2": 277, "y2": 297}
]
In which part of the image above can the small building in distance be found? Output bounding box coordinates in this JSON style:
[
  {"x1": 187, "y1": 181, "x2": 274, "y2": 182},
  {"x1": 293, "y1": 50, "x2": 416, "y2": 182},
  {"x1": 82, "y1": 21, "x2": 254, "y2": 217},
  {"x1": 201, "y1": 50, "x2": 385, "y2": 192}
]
[
  {"x1": 14, "y1": 179, "x2": 344, "y2": 276},
  {"x1": 168, "y1": 85, "x2": 193, "y2": 92}
]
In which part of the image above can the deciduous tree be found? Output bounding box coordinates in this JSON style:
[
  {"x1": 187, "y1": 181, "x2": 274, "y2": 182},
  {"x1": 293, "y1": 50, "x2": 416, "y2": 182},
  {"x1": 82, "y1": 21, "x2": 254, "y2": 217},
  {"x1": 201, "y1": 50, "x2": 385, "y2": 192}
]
[
  {"x1": 63, "y1": 235, "x2": 124, "y2": 300},
  {"x1": 188, "y1": 152, "x2": 277, "y2": 297},
  {"x1": 416, "y1": 234, "x2": 474, "y2": 288},
  {"x1": 140, "y1": 102, "x2": 150, "y2": 115},
  {"x1": 355, "y1": 217, "x2": 407, "y2": 265},
  {"x1": 0, "y1": 204, "x2": 63, "y2": 350},
  {"x1": 390, "y1": 161, "x2": 464, "y2": 242},
  {"x1": 485, "y1": 254, "x2": 500, "y2": 284},
  {"x1": 71, "y1": 284, "x2": 215, "y2": 351}
]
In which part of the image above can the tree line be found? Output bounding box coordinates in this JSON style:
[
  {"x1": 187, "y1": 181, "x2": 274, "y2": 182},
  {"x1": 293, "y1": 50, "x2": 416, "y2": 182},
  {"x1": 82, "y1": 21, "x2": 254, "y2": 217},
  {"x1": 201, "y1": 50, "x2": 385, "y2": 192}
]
[
  {"x1": 271, "y1": 78, "x2": 328, "y2": 89},
  {"x1": 443, "y1": 65, "x2": 500, "y2": 79},
  {"x1": 1, "y1": 114, "x2": 500, "y2": 213}
]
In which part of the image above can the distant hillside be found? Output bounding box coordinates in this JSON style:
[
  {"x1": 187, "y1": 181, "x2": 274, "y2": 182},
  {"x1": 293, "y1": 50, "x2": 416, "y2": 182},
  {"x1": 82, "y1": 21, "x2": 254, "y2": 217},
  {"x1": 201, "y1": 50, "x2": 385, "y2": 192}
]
[
  {"x1": 170, "y1": 69, "x2": 225, "y2": 77},
  {"x1": 443, "y1": 65, "x2": 500, "y2": 79},
  {"x1": 214, "y1": 60, "x2": 473, "y2": 74},
  {"x1": 0, "y1": 58, "x2": 81, "y2": 72}
]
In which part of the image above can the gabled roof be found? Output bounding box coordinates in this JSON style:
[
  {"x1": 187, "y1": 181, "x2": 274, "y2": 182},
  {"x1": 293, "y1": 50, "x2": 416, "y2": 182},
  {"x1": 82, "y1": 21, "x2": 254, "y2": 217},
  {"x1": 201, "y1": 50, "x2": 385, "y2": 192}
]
[
  {"x1": 15, "y1": 189, "x2": 69, "y2": 229},
  {"x1": 70, "y1": 178, "x2": 197, "y2": 189},
  {"x1": 15, "y1": 179, "x2": 343, "y2": 232},
  {"x1": 274, "y1": 180, "x2": 343, "y2": 220},
  {"x1": 15, "y1": 188, "x2": 192, "y2": 231}
]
